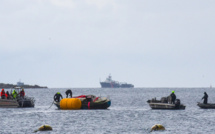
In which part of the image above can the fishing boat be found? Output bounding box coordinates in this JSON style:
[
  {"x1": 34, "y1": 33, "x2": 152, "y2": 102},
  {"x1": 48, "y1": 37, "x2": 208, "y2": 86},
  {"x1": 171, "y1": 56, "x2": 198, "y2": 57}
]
[
  {"x1": 147, "y1": 97, "x2": 186, "y2": 110},
  {"x1": 197, "y1": 102, "x2": 215, "y2": 109},
  {"x1": 0, "y1": 87, "x2": 35, "y2": 108},
  {"x1": 54, "y1": 95, "x2": 111, "y2": 110}
]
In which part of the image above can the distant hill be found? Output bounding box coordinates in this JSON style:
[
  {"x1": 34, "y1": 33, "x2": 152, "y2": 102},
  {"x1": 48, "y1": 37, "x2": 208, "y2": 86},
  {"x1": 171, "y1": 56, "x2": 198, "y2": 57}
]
[{"x1": 0, "y1": 83, "x2": 48, "y2": 89}]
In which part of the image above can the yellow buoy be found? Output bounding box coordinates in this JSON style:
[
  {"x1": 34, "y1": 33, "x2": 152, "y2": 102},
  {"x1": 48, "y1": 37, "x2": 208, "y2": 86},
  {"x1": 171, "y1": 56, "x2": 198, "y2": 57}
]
[
  {"x1": 34, "y1": 125, "x2": 52, "y2": 132},
  {"x1": 150, "y1": 124, "x2": 165, "y2": 132},
  {"x1": 60, "y1": 98, "x2": 82, "y2": 110},
  {"x1": 39, "y1": 125, "x2": 52, "y2": 131}
]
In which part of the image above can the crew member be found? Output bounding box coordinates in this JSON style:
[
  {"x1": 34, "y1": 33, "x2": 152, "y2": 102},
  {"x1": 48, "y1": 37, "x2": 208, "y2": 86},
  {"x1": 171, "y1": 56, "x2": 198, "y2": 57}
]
[
  {"x1": 202, "y1": 92, "x2": 208, "y2": 104},
  {"x1": 6, "y1": 91, "x2": 10, "y2": 99},
  {"x1": 65, "y1": 89, "x2": 72, "y2": 98},
  {"x1": 19, "y1": 89, "x2": 25, "y2": 98},
  {"x1": 54, "y1": 92, "x2": 63, "y2": 102},
  {"x1": 12, "y1": 90, "x2": 18, "y2": 99},
  {"x1": 1, "y1": 89, "x2": 6, "y2": 99},
  {"x1": 170, "y1": 91, "x2": 176, "y2": 104}
]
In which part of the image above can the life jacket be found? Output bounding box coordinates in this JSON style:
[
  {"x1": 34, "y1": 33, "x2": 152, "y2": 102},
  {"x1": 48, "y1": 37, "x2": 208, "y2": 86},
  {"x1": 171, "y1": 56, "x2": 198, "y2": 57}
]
[
  {"x1": 20, "y1": 91, "x2": 25, "y2": 97},
  {"x1": 5, "y1": 93, "x2": 8, "y2": 98},
  {"x1": 12, "y1": 90, "x2": 18, "y2": 99},
  {"x1": 1, "y1": 89, "x2": 5, "y2": 96},
  {"x1": 5, "y1": 92, "x2": 10, "y2": 99}
]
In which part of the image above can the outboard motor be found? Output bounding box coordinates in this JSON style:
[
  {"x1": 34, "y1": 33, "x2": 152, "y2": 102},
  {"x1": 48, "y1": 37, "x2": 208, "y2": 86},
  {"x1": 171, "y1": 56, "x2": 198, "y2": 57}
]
[{"x1": 175, "y1": 99, "x2": 181, "y2": 109}]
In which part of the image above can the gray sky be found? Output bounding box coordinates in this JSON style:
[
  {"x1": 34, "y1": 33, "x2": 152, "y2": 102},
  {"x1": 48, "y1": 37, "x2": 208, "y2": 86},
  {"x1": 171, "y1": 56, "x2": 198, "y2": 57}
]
[{"x1": 1, "y1": 0, "x2": 215, "y2": 88}]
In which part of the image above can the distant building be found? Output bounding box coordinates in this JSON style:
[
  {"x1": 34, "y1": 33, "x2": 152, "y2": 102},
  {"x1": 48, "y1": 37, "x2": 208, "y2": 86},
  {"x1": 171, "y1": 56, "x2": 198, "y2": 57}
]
[{"x1": 17, "y1": 81, "x2": 24, "y2": 86}]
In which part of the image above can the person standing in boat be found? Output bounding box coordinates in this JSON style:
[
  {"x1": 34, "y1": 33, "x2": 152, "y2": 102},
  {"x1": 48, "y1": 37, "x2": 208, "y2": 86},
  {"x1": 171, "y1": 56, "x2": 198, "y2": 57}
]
[
  {"x1": 1, "y1": 89, "x2": 6, "y2": 99},
  {"x1": 6, "y1": 91, "x2": 10, "y2": 99},
  {"x1": 12, "y1": 90, "x2": 18, "y2": 99},
  {"x1": 19, "y1": 89, "x2": 25, "y2": 98},
  {"x1": 202, "y1": 92, "x2": 208, "y2": 104},
  {"x1": 54, "y1": 92, "x2": 63, "y2": 102},
  {"x1": 65, "y1": 89, "x2": 72, "y2": 98},
  {"x1": 170, "y1": 91, "x2": 176, "y2": 104}
]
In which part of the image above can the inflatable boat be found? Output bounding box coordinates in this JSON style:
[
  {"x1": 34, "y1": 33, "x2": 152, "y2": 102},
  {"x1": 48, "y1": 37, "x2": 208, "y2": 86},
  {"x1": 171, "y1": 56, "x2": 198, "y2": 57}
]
[
  {"x1": 147, "y1": 97, "x2": 186, "y2": 110},
  {"x1": 197, "y1": 102, "x2": 215, "y2": 109},
  {"x1": 54, "y1": 95, "x2": 111, "y2": 110}
]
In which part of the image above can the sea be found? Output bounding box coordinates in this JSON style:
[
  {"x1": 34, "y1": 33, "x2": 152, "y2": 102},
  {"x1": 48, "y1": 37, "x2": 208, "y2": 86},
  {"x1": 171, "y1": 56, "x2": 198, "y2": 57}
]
[{"x1": 0, "y1": 87, "x2": 215, "y2": 134}]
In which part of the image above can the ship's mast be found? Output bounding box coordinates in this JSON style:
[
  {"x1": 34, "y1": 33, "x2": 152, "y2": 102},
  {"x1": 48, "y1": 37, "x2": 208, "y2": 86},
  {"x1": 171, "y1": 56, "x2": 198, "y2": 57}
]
[{"x1": 107, "y1": 74, "x2": 112, "y2": 82}]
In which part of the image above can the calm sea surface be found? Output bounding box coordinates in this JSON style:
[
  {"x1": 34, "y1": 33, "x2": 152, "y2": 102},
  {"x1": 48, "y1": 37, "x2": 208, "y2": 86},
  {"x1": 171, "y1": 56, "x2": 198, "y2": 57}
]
[{"x1": 0, "y1": 88, "x2": 215, "y2": 134}]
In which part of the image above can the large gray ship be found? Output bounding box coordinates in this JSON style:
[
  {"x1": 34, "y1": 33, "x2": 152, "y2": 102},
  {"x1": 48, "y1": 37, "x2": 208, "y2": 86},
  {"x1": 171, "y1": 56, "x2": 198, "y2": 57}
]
[{"x1": 100, "y1": 75, "x2": 134, "y2": 88}]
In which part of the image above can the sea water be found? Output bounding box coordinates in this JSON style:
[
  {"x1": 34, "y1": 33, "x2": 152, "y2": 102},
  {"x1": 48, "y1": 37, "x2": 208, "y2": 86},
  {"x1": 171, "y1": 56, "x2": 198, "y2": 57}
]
[{"x1": 0, "y1": 88, "x2": 215, "y2": 134}]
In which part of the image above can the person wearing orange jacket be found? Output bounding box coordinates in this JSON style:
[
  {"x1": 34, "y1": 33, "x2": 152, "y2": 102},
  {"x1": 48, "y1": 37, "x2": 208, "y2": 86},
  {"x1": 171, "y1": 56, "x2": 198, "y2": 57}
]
[{"x1": 1, "y1": 89, "x2": 6, "y2": 99}]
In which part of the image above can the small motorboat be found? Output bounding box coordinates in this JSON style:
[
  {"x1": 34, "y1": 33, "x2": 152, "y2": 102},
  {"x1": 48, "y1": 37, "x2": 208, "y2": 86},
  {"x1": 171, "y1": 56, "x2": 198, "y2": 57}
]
[
  {"x1": 147, "y1": 97, "x2": 186, "y2": 110},
  {"x1": 54, "y1": 95, "x2": 111, "y2": 110},
  {"x1": 0, "y1": 87, "x2": 35, "y2": 108},
  {"x1": 197, "y1": 102, "x2": 215, "y2": 109}
]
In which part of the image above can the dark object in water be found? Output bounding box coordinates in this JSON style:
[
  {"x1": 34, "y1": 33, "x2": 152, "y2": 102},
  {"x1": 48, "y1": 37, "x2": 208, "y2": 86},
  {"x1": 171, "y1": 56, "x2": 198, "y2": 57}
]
[
  {"x1": 197, "y1": 102, "x2": 215, "y2": 109},
  {"x1": 147, "y1": 97, "x2": 186, "y2": 110}
]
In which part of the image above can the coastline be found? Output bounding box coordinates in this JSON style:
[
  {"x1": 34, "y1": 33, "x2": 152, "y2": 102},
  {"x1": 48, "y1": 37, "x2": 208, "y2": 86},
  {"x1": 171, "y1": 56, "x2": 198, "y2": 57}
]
[{"x1": 0, "y1": 83, "x2": 48, "y2": 89}]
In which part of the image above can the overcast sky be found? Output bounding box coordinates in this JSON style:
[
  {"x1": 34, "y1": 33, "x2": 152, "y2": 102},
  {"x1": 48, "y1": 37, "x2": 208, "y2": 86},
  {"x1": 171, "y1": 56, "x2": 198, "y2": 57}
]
[{"x1": 0, "y1": 0, "x2": 215, "y2": 88}]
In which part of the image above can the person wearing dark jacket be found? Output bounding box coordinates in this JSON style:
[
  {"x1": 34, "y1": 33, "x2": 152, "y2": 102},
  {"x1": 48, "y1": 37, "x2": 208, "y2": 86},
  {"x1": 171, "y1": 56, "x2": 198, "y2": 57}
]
[
  {"x1": 54, "y1": 92, "x2": 63, "y2": 102},
  {"x1": 19, "y1": 89, "x2": 25, "y2": 98},
  {"x1": 65, "y1": 89, "x2": 72, "y2": 98},
  {"x1": 170, "y1": 91, "x2": 176, "y2": 104},
  {"x1": 202, "y1": 92, "x2": 208, "y2": 104},
  {"x1": 6, "y1": 91, "x2": 10, "y2": 99}
]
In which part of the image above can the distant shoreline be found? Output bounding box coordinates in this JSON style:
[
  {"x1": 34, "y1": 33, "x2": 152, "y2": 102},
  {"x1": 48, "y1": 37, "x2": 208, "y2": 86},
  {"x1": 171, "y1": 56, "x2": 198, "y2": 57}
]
[{"x1": 0, "y1": 83, "x2": 48, "y2": 89}]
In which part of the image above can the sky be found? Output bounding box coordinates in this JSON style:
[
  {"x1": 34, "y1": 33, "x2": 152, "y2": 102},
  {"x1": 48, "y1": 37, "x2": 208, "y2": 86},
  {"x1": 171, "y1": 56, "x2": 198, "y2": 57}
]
[{"x1": 0, "y1": 0, "x2": 215, "y2": 88}]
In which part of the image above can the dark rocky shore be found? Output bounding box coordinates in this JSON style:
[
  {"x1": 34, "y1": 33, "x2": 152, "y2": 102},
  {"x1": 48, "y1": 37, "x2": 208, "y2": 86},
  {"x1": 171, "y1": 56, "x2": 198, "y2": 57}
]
[{"x1": 0, "y1": 83, "x2": 48, "y2": 89}]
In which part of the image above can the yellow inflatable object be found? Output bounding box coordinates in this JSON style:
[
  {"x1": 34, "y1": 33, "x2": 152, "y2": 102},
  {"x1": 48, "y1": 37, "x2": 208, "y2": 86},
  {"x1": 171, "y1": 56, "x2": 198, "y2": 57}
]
[
  {"x1": 39, "y1": 125, "x2": 52, "y2": 131},
  {"x1": 150, "y1": 124, "x2": 165, "y2": 132},
  {"x1": 60, "y1": 98, "x2": 82, "y2": 110},
  {"x1": 34, "y1": 125, "x2": 52, "y2": 132}
]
